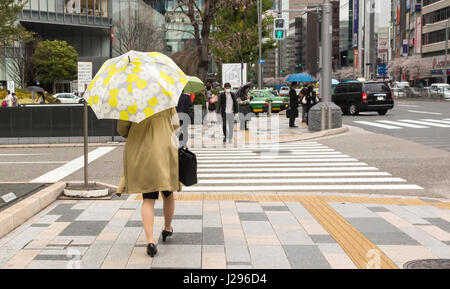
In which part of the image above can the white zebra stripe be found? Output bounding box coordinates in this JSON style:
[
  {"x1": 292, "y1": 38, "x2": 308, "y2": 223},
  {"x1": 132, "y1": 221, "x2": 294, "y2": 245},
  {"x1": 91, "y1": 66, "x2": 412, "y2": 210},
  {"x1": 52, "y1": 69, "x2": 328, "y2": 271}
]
[
  {"x1": 182, "y1": 184, "x2": 424, "y2": 191},
  {"x1": 399, "y1": 120, "x2": 450, "y2": 128},
  {"x1": 197, "y1": 178, "x2": 406, "y2": 184},
  {"x1": 354, "y1": 121, "x2": 401, "y2": 129},
  {"x1": 376, "y1": 120, "x2": 428, "y2": 128}
]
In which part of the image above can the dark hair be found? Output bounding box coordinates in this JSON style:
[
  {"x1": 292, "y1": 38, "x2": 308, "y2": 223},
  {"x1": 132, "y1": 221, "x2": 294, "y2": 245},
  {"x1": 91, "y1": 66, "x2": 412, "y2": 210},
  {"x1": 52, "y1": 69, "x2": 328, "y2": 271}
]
[
  {"x1": 6, "y1": 90, "x2": 10, "y2": 94},
  {"x1": 224, "y1": 82, "x2": 231, "y2": 88},
  {"x1": 291, "y1": 82, "x2": 298, "y2": 87}
]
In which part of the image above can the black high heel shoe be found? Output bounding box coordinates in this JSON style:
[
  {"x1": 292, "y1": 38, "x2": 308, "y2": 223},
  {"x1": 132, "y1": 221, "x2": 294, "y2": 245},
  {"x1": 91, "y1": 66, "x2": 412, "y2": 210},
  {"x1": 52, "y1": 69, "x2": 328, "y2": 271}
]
[
  {"x1": 147, "y1": 243, "x2": 157, "y2": 257},
  {"x1": 162, "y1": 227, "x2": 173, "y2": 242}
]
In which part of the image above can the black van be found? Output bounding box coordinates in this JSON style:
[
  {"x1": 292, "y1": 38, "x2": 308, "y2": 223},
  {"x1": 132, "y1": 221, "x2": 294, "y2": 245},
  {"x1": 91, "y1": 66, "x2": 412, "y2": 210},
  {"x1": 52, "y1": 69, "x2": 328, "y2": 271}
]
[{"x1": 332, "y1": 81, "x2": 394, "y2": 115}]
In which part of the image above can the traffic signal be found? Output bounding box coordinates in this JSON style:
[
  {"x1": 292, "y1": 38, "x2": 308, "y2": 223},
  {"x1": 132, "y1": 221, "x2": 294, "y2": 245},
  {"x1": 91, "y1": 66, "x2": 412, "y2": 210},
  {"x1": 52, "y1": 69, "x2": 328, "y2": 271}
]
[
  {"x1": 274, "y1": 29, "x2": 286, "y2": 40},
  {"x1": 274, "y1": 18, "x2": 285, "y2": 29},
  {"x1": 273, "y1": 18, "x2": 286, "y2": 40}
]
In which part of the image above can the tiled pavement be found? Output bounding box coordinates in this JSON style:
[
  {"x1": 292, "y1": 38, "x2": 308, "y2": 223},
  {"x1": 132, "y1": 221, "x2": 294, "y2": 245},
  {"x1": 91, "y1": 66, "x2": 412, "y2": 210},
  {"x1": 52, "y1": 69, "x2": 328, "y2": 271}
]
[{"x1": 1, "y1": 193, "x2": 449, "y2": 269}]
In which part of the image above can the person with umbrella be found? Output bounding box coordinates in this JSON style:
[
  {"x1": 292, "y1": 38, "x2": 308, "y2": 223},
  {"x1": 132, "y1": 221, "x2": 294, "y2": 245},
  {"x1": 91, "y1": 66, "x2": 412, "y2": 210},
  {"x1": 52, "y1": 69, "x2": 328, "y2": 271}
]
[
  {"x1": 216, "y1": 82, "x2": 238, "y2": 143},
  {"x1": 236, "y1": 82, "x2": 253, "y2": 130},
  {"x1": 83, "y1": 51, "x2": 188, "y2": 258}
]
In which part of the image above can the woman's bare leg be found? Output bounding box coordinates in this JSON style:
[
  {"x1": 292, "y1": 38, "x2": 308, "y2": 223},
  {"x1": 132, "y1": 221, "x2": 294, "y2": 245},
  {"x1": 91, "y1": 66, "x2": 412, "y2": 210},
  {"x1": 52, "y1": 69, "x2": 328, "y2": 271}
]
[
  {"x1": 142, "y1": 198, "x2": 156, "y2": 244},
  {"x1": 162, "y1": 193, "x2": 175, "y2": 232}
]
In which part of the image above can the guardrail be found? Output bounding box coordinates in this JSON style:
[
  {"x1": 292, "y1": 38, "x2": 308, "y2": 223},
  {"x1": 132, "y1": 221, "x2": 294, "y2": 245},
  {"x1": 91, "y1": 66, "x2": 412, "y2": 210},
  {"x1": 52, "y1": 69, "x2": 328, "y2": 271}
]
[
  {"x1": 392, "y1": 88, "x2": 448, "y2": 99},
  {"x1": 0, "y1": 104, "x2": 118, "y2": 139}
]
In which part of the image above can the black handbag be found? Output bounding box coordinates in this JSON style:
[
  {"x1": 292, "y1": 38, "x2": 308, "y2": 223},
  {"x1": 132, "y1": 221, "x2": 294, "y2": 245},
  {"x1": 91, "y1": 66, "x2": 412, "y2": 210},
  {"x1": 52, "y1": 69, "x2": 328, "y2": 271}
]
[
  {"x1": 208, "y1": 102, "x2": 216, "y2": 111},
  {"x1": 178, "y1": 146, "x2": 197, "y2": 186},
  {"x1": 286, "y1": 108, "x2": 291, "y2": 118}
]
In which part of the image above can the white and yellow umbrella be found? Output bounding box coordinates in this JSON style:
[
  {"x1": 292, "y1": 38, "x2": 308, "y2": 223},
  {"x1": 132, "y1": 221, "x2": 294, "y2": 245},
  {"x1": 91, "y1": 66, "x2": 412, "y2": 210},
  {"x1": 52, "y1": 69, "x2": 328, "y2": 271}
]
[{"x1": 83, "y1": 50, "x2": 188, "y2": 123}]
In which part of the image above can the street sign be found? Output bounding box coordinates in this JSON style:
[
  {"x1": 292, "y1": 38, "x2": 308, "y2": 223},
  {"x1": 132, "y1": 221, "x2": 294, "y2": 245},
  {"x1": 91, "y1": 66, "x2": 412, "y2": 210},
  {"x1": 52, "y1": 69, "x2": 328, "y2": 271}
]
[
  {"x1": 78, "y1": 62, "x2": 92, "y2": 93},
  {"x1": 259, "y1": 59, "x2": 265, "y2": 64},
  {"x1": 378, "y1": 64, "x2": 388, "y2": 76},
  {"x1": 222, "y1": 63, "x2": 247, "y2": 88},
  {"x1": 274, "y1": 29, "x2": 286, "y2": 40},
  {"x1": 7, "y1": 81, "x2": 15, "y2": 93}
]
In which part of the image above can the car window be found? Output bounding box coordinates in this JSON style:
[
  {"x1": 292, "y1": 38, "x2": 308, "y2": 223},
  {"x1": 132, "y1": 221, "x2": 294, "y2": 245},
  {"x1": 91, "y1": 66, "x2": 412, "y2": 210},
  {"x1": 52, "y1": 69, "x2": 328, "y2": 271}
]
[
  {"x1": 349, "y1": 83, "x2": 361, "y2": 93},
  {"x1": 365, "y1": 83, "x2": 390, "y2": 93},
  {"x1": 335, "y1": 85, "x2": 346, "y2": 93}
]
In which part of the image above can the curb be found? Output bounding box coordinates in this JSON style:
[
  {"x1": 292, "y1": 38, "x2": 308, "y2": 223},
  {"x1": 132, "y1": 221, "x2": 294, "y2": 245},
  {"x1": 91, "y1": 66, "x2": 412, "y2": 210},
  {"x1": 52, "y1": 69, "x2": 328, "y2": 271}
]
[
  {"x1": 0, "y1": 182, "x2": 65, "y2": 239},
  {"x1": 0, "y1": 127, "x2": 349, "y2": 148},
  {"x1": 279, "y1": 126, "x2": 349, "y2": 143},
  {"x1": 0, "y1": 142, "x2": 125, "y2": 149}
]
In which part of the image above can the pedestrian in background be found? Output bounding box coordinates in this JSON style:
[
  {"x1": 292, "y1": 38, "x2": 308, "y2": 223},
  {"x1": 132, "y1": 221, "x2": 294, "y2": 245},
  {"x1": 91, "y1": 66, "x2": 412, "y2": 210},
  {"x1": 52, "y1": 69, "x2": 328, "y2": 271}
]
[
  {"x1": 216, "y1": 82, "x2": 238, "y2": 143},
  {"x1": 304, "y1": 84, "x2": 319, "y2": 125},
  {"x1": 35, "y1": 91, "x2": 45, "y2": 104},
  {"x1": 117, "y1": 107, "x2": 181, "y2": 258},
  {"x1": 288, "y1": 82, "x2": 299, "y2": 128},
  {"x1": 177, "y1": 90, "x2": 193, "y2": 147},
  {"x1": 11, "y1": 92, "x2": 19, "y2": 107},
  {"x1": 300, "y1": 85, "x2": 309, "y2": 124},
  {"x1": 4, "y1": 90, "x2": 12, "y2": 107},
  {"x1": 237, "y1": 86, "x2": 252, "y2": 130},
  {"x1": 206, "y1": 81, "x2": 217, "y2": 126}
]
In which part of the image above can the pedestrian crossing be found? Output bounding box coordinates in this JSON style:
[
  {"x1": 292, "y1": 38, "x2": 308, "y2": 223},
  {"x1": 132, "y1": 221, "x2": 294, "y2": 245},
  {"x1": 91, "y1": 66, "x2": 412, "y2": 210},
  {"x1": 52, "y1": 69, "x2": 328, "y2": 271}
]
[
  {"x1": 354, "y1": 118, "x2": 450, "y2": 130},
  {"x1": 185, "y1": 142, "x2": 423, "y2": 193}
]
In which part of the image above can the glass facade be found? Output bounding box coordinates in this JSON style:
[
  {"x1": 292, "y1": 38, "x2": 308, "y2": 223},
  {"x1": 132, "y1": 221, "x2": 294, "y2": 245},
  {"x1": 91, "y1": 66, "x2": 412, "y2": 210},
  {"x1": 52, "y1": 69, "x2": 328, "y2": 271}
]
[
  {"x1": 143, "y1": 0, "x2": 204, "y2": 53},
  {"x1": 21, "y1": 0, "x2": 111, "y2": 27},
  {"x1": 339, "y1": 0, "x2": 354, "y2": 68}
]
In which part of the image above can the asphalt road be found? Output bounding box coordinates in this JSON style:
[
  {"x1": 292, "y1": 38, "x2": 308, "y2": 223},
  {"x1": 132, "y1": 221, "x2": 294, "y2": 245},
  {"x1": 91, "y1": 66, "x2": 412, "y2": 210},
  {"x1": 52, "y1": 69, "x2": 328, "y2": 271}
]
[
  {"x1": 0, "y1": 100, "x2": 449, "y2": 200},
  {"x1": 342, "y1": 99, "x2": 450, "y2": 152}
]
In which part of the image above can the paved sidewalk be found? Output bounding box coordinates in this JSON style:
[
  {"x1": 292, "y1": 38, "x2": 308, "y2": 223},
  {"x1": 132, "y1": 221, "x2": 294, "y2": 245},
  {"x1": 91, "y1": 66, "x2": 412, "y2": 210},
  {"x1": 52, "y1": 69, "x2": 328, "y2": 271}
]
[{"x1": 1, "y1": 193, "x2": 449, "y2": 269}]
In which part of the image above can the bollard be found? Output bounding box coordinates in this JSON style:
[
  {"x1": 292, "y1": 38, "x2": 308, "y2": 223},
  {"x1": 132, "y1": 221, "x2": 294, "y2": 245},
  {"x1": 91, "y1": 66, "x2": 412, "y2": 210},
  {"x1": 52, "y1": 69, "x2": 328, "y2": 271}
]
[
  {"x1": 268, "y1": 99, "x2": 272, "y2": 117},
  {"x1": 328, "y1": 106, "x2": 332, "y2": 130},
  {"x1": 321, "y1": 106, "x2": 326, "y2": 131}
]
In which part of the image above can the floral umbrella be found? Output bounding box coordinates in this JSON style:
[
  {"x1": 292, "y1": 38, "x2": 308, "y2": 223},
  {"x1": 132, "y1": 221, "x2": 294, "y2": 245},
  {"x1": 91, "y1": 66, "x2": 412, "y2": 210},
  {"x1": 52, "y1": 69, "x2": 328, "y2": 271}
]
[{"x1": 83, "y1": 50, "x2": 188, "y2": 123}]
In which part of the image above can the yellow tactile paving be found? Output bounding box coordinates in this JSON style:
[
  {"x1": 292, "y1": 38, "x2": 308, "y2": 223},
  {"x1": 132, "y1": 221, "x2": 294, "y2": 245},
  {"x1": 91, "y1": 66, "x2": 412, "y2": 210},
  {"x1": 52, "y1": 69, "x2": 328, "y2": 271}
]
[
  {"x1": 299, "y1": 197, "x2": 398, "y2": 269},
  {"x1": 130, "y1": 193, "x2": 450, "y2": 210}
]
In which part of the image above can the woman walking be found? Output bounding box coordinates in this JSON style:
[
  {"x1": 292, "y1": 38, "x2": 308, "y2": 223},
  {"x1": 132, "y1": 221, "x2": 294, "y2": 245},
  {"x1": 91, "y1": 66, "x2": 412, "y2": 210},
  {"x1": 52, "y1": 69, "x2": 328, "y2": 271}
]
[
  {"x1": 206, "y1": 82, "x2": 218, "y2": 126},
  {"x1": 117, "y1": 107, "x2": 181, "y2": 257},
  {"x1": 237, "y1": 85, "x2": 252, "y2": 130}
]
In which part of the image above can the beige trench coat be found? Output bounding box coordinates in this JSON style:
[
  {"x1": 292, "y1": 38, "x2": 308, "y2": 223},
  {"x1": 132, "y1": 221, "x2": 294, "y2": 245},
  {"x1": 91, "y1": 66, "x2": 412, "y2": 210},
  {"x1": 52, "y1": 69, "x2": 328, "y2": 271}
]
[{"x1": 117, "y1": 107, "x2": 182, "y2": 194}]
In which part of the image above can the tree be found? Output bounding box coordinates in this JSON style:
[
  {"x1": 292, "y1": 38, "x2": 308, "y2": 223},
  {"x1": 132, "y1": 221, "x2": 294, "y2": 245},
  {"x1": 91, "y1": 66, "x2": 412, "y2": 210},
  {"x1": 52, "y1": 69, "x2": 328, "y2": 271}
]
[
  {"x1": 31, "y1": 40, "x2": 78, "y2": 93},
  {"x1": 4, "y1": 42, "x2": 36, "y2": 89},
  {"x1": 0, "y1": 0, "x2": 33, "y2": 47},
  {"x1": 388, "y1": 57, "x2": 403, "y2": 81},
  {"x1": 171, "y1": 39, "x2": 200, "y2": 76},
  {"x1": 333, "y1": 66, "x2": 361, "y2": 80},
  {"x1": 402, "y1": 55, "x2": 430, "y2": 85},
  {"x1": 172, "y1": 0, "x2": 219, "y2": 81},
  {"x1": 211, "y1": 0, "x2": 276, "y2": 68},
  {"x1": 113, "y1": 14, "x2": 167, "y2": 56}
]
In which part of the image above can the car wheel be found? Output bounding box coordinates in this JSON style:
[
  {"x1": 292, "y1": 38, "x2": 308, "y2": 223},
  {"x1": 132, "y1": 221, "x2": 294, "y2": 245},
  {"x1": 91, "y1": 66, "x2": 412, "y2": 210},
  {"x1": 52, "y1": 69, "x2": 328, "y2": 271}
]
[
  {"x1": 378, "y1": 109, "x2": 388, "y2": 115},
  {"x1": 348, "y1": 104, "x2": 359, "y2": 116}
]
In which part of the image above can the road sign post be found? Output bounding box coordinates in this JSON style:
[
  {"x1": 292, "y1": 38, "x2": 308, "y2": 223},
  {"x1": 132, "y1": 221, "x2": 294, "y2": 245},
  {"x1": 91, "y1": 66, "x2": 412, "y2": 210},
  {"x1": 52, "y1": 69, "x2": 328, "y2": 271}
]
[{"x1": 308, "y1": 0, "x2": 342, "y2": 132}]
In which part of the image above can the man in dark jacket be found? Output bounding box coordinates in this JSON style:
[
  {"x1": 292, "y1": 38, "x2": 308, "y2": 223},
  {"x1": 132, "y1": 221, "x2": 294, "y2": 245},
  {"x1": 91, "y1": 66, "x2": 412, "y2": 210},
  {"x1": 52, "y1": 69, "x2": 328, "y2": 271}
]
[
  {"x1": 216, "y1": 82, "x2": 238, "y2": 143},
  {"x1": 176, "y1": 91, "x2": 193, "y2": 147},
  {"x1": 288, "y1": 82, "x2": 299, "y2": 128}
]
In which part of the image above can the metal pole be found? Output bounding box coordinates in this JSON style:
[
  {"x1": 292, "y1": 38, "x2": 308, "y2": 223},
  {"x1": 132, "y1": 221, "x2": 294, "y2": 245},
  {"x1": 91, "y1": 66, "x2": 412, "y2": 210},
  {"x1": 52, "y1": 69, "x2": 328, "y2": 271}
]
[
  {"x1": 277, "y1": 0, "x2": 281, "y2": 79},
  {"x1": 83, "y1": 98, "x2": 89, "y2": 187},
  {"x1": 257, "y1": 0, "x2": 262, "y2": 89},
  {"x1": 320, "y1": 0, "x2": 332, "y2": 103},
  {"x1": 445, "y1": 19, "x2": 448, "y2": 85}
]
